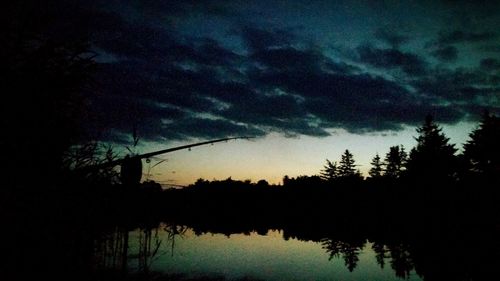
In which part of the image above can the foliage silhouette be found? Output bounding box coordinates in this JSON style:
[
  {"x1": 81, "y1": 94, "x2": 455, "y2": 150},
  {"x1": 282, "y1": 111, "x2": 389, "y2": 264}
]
[
  {"x1": 3, "y1": 3, "x2": 499, "y2": 277},
  {"x1": 384, "y1": 145, "x2": 407, "y2": 179},
  {"x1": 462, "y1": 111, "x2": 500, "y2": 177},
  {"x1": 406, "y1": 115, "x2": 457, "y2": 182},
  {"x1": 321, "y1": 239, "x2": 365, "y2": 272},
  {"x1": 368, "y1": 153, "x2": 383, "y2": 179},
  {"x1": 320, "y1": 159, "x2": 338, "y2": 182},
  {"x1": 2, "y1": 1, "x2": 98, "y2": 191},
  {"x1": 338, "y1": 149, "x2": 358, "y2": 177}
]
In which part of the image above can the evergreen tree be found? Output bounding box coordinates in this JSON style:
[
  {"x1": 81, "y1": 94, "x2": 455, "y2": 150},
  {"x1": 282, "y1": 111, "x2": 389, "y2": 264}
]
[
  {"x1": 400, "y1": 146, "x2": 408, "y2": 167},
  {"x1": 369, "y1": 153, "x2": 383, "y2": 178},
  {"x1": 320, "y1": 159, "x2": 338, "y2": 182},
  {"x1": 463, "y1": 111, "x2": 500, "y2": 176},
  {"x1": 406, "y1": 115, "x2": 457, "y2": 181},
  {"x1": 338, "y1": 149, "x2": 360, "y2": 178},
  {"x1": 384, "y1": 145, "x2": 407, "y2": 179}
]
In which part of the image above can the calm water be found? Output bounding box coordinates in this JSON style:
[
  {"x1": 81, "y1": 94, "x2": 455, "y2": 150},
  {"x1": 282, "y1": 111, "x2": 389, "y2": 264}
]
[{"x1": 117, "y1": 225, "x2": 422, "y2": 281}]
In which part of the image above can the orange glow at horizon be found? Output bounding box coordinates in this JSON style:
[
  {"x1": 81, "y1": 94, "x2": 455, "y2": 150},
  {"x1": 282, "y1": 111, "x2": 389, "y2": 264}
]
[{"x1": 136, "y1": 121, "x2": 475, "y2": 187}]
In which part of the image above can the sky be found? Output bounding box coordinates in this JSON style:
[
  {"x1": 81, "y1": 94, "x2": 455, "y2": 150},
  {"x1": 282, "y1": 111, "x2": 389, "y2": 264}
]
[{"x1": 70, "y1": 0, "x2": 500, "y2": 185}]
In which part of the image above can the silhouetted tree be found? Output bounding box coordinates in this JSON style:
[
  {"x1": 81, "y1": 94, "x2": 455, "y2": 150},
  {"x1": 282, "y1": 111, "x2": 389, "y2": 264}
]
[
  {"x1": 282, "y1": 175, "x2": 290, "y2": 186},
  {"x1": 256, "y1": 179, "x2": 270, "y2": 188},
  {"x1": 389, "y1": 244, "x2": 415, "y2": 279},
  {"x1": 384, "y1": 145, "x2": 407, "y2": 179},
  {"x1": 338, "y1": 150, "x2": 360, "y2": 178},
  {"x1": 320, "y1": 159, "x2": 338, "y2": 182},
  {"x1": 372, "y1": 242, "x2": 388, "y2": 269},
  {"x1": 462, "y1": 111, "x2": 500, "y2": 177},
  {"x1": 321, "y1": 239, "x2": 363, "y2": 272},
  {"x1": 192, "y1": 178, "x2": 210, "y2": 189},
  {"x1": 343, "y1": 245, "x2": 361, "y2": 272},
  {"x1": 369, "y1": 153, "x2": 383, "y2": 178},
  {"x1": 283, "y1": 174, "x2": 322, "y2": 188},
  {"x1": 406, "y1": 115, "x2": 457, "y2": 182},
  {"x1": 2, "y1": 1, "x2": 96, "y2": 187}
]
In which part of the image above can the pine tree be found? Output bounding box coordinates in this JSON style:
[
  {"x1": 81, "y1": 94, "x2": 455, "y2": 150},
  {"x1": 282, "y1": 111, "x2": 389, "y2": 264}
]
[
  {"x1": 406, "y1": 115, "x2": 457, "y2": 181},
  {"x1": 320, "y1": 159, "x2": 338, "y2": 182},
  {"x1": 384, "y1": 145, "x2": 407, "y2": 179},
  {"x1": 338, "y1": 149, "x2": 358, "y2": 177},
  {"x1": 400, "y1": 146, "x2": 408, "y2": 167},
  {"x1": 463, "y1": 111, "x2": 500, "y2": 176},
  {"x1": 369, "y1": 153, "x2": 383, "y2": 178}
]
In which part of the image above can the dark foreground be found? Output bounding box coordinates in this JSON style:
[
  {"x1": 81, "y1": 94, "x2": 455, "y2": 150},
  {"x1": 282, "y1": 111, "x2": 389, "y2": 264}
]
[{"x1": 3, "y1": 179, "x2": 499, "y2": 281}]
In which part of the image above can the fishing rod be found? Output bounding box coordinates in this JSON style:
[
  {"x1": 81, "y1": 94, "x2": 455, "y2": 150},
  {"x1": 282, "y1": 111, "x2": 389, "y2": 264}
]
[{"x1": 79, "y1": 136, "x2": 253, "y2": 184}]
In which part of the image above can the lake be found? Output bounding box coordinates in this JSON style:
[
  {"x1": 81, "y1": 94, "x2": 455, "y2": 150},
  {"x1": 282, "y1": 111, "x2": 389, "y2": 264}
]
[{"x1": 98, "y1": 224, "x2": 423, "y2": 281}]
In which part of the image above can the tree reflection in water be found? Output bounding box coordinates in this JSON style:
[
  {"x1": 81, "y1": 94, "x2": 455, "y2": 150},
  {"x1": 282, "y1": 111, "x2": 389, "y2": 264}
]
[
  {"x1": 93, "y1": 223, "x2": 187, "y2": 275},
  {"x1": 93, "y1": 226, "x2": 129, "y2": 274},
  {"x1": 164, "y1": 224, "x2": 188, "y2": 257},
  {"x1": 91, "y1": 220, "x2": 498, "y2": 281},
  {"x1": 321, "y1": 239, "x2": 365, "y2": 272},
  {"x1": 94, "y1": 225, "x2": 420, "y2": 279}
]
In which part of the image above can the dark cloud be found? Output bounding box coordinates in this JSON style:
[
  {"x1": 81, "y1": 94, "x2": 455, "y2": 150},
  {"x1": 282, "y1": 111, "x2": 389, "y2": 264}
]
[
  {"x1": 132, "y1": 0, "x2": 234, "y2": 18},
  {"x1": 357, "y1": 45, "x2": 428, "y2": 76},
  {"x1": 89, "y1": 10, "x2": 184, "y2": 62},
  {"x1": 87, "y1": 93, "x2": 186, "y2": 143},
  {"x1": 158, "y1": 117, "x2": 266, "y2": 140},
  {"x1": 479, "y1": 45, "x2": 500, "y2": 53},
  {"x1": 374, "y1": 28, "x2": 409, "y2": 48},
  {"x1": 68, "y1": 2, "x2": 500, "y2": 143},
  {"x1": 90, "y1": 0, "x2": 236, "y2": 24},
  {"x1": 431, "y1": 46, "x2": 458, "y2": 62},
  {"x1": 249, "y1": 48, "x2": 463, "y2": 133},
  {"x1": 411, "y1": 68, "x2": 498, "y2": 109},
  {"x1": 252, "y1": 47, "x2": 325, "y2": 73},
  {"x1": 195, "y1": 39, "x2": 243, "y2": 66},
  {"x1": 480, "y1": 58, "x2": 500, "y2": 71},
  {"x1": 436, "y1": 30, "x2": 497, "y2": 45},
  {"x1": 240, "y1": 26, "x2": 295, "y2": 51}
]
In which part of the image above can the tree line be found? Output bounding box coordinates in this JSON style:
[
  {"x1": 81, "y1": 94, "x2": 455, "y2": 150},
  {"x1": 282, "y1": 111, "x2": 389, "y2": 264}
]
[
  {"x1": 280, "y1": 112, "x2": 499, "y2": 188},
  {"x1": 188, "y1": 111, "x2": 499, "y2": 192},
  {"x1": 182, "y1": 112, "x2": 500, "y2": 223}
]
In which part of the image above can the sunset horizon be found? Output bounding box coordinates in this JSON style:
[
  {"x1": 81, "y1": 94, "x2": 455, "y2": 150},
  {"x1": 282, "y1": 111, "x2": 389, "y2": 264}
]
[{"x1": 4, "y1": 1, "x2": 499, "y2": 281}]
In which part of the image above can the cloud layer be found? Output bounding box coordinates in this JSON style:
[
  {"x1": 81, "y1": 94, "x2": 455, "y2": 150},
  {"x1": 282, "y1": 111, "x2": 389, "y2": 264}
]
[{"x1": 71, "y1": 1, "x2": 500, "y2": 143}]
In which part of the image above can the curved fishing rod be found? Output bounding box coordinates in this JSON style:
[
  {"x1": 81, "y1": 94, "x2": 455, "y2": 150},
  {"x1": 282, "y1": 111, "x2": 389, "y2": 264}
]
[
  {"x1": 136, "y1": 137, "x2": 251, "y2": 160},
  {"x1": 83, "y1": 136, "x2": 253, "y2": 185}
]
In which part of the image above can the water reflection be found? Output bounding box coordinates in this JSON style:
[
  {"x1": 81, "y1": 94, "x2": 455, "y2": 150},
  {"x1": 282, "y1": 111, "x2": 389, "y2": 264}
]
[
  {"x1": 164, "y1": 224, "x2": 188, "y2": 257},
  {"x1": 136, "y1": 228, "x2": 162, "y2": 273},
  {"x1": 93, "y1": 226, "x2": 129, "y2": 273},
  {"x1": 321, "y1": 239, "x2": 365, "y2": 272},
  {"x1": 95, "y1": 224, "x2": 423, "y2": 281}
]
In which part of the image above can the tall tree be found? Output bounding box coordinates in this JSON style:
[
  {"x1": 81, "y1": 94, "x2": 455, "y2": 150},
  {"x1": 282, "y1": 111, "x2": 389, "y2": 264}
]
[
  {"x1": 369, "y1": 153, "x2": 383, "y2": 178},
  {"x1": 320, "y1": 159, "x2": 338, "y2": 182},
  {"x1": 338, "y1": 149, "x2": 360, "y2": 178},
  {"x1": 406, "y1": 115, "x2": 457, "y2": 181},
  {"x1": 384, "y1": 145, "x2": 407, "y2": 179},
  {"x1": 462, "y1": 111, "x2": 500, "y2": 176}
]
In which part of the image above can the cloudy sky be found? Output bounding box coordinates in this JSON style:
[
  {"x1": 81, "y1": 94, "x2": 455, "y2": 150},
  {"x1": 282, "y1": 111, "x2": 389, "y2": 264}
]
[{"x1": 76, "y1": 0, "x2": 500, "y2": 185}]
